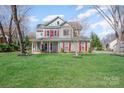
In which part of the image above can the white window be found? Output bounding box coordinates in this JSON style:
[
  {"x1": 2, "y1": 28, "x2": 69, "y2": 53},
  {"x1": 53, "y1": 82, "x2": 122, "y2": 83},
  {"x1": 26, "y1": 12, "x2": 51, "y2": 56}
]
[
  {"x1": 40, "y1": 33, "x2": 43, "y2": 36},
  {"x1": 47, "y1": 30, "x2": 49, "y2": 36},
  {"x1": 54, "y1": 30, "x2": 57, "y2": 36}
]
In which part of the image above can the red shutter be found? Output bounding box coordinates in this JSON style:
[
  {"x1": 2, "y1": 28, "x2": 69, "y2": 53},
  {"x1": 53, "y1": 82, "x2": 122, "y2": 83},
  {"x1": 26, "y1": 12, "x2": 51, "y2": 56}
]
[
  {"x1": 52, "y1": 30, "x2": 53, "y2": 37},
  {"x1": 50, "y1": 30, "x2": 53, "y2": 38},
  {"x1": 69, "y1": 42, "x2": 71, "y2": 52},
  {"x1": 79, "y1": 41, "x2": 81, "y2": 52},
  {"x1": 50, "y1": 30, "x2": 52, "y2": 37},
  {"x1": 85, "y1": 41, "x2": 87, "y2": 51}
]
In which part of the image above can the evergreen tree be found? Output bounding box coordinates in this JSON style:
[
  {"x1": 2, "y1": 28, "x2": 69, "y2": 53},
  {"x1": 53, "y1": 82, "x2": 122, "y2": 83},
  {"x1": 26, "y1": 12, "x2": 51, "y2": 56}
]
[{"x1": 90, "y1": 32, "x2": 102, "y2": 50}]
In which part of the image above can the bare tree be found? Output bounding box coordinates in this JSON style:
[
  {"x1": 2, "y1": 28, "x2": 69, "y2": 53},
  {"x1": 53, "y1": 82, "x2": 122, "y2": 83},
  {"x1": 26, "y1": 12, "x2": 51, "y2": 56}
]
[
  {"x1": 11, "y1": 5, "x2": 26, "y2": 54},
  {"x1": 0, "y1": 21, "x2": 8, "y2": 44},
  {"x1": 8, "y1": 15, "x2": 13, "y2": 45},
  {"x1": 94, "y1": 5, "x2": 124, "y2": 52},
  {"x1": 0, "y1": 6, "x2": 8, "y2": 44}
]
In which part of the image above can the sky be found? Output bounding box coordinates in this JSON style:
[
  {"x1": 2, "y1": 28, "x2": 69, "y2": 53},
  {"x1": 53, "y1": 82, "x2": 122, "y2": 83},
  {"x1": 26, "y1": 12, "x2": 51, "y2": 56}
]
[{"x1": 27, "y1": 5, "x2": 114, "y2": 39}]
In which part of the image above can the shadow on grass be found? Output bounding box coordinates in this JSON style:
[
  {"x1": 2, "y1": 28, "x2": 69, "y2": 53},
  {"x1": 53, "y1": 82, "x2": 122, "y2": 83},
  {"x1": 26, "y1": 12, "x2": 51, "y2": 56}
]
[
  {"x1": 80, "y1": 53, "x2": 96, "y2": 56},
  {"x1": 35, "y1": 53, "x2": 59, "y2": 57}
]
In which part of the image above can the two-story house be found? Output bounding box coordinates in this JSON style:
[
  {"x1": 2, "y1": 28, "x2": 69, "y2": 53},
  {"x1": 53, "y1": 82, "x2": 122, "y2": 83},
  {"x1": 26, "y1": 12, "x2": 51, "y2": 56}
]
[{"x1": 31, "y1": 17, "x2": 90, "y2": 54}]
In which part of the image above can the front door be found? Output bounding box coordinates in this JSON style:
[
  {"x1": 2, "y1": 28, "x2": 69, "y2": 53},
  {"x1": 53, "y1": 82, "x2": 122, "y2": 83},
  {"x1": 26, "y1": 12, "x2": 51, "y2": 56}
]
[{"x1": 42, "y1": 43, "x2": 48, "y2": 52}]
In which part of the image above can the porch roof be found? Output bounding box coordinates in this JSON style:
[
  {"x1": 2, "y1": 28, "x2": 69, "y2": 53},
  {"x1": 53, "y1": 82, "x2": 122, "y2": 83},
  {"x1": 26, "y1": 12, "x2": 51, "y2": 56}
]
[{"x1": 30, "y1": 37, "x2": 91, "y2": 42}]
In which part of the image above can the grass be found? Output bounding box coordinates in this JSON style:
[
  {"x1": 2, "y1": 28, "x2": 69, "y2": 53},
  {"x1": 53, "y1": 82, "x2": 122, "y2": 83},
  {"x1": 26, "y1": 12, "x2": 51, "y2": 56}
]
[{"x1": 0, "y1": 52, "x2": 124, "y2": 88}]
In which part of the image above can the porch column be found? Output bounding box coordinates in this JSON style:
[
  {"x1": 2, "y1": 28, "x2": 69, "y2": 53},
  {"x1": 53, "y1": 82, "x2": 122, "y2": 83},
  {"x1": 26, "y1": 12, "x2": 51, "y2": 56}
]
[
  {"x1": 79, "y1": 41, "x2": 82, "y2": 52},
  {"x1": 49, "y1": 42, "x2": 51, "y2": 52},
  {"x1": 47, "y1": 42, "x2": 49, "y2": 52},
  {"x1": 32, "y1": 42, "x2": 34, "y2": 53},
  {"x1": 69, "y1": 41, "x2": 71, "y2": 52},
  {"x1": 34, "y1": 42, "x2": 36, "y2": 51},
  {"x1": 36, "y1": 42, "x2": 38, "y2": 52},
  {"x1": 85, "y1": 41, "x2": 88, "y2": 51},
  {"x1": 40, "y1": 42, "x2": 42, "y2": 52}
]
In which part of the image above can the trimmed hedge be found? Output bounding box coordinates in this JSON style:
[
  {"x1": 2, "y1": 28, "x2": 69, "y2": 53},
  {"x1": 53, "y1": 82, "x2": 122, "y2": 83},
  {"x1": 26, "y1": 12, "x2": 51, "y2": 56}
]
[{"x1": 0, "y1": 44, "x2": 19, "y2": 52}]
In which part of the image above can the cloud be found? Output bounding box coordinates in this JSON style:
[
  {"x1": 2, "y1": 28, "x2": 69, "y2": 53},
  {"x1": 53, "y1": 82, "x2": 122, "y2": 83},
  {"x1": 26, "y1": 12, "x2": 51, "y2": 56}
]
[
  {"x1": 90, "y1": 20, "x2": 114, "y2": 39},
  {"x1": 26, "y1": 16, "x2": 38, "y2": 22},
  {"x1": 77, "y1": 9, "x2": 97, "y2": 20},
  {"x1": 75, "y1": 5, "x2": 84, "y2": 11},
  {"x1": 69, "y1": 9, "x2": 97, "y2": 22},
  {"x1": 42, "y1": 15, "x2": 64, "y2": 22},
  {"x1": 99, "y1": 30, "x2": 114, "y2": 39},
  {"x1": 90, "y1": 20, "x2": 110, "y2": 30}
]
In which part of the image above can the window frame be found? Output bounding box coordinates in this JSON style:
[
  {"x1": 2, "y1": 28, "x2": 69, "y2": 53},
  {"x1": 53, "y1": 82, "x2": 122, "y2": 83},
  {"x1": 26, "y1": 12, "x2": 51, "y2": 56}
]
[{"x1": 47, "y1": 30, "x2": 49, "y2": 36}]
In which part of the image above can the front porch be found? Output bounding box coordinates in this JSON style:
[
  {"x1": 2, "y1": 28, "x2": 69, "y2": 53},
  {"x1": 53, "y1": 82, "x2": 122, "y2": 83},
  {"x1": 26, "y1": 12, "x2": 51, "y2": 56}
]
[{"x1": 32, "y1": 41, "x2": 58, "y2": 54}]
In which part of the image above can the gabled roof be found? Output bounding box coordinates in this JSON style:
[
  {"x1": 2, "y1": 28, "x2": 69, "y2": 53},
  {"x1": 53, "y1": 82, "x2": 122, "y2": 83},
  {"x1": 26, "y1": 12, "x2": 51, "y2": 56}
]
[
  {"x1": 59, "y1": 21, "x2": 67, "y2": 26},
  {"x1": 68, "y1": 22, "x2": 82, "y2": 30},
  {"x1": 37, "y1": 16, "x2": 82, "y2": 30},
  {"x1": 44, "y1": 16, "x2": 65, "y2": 26}
]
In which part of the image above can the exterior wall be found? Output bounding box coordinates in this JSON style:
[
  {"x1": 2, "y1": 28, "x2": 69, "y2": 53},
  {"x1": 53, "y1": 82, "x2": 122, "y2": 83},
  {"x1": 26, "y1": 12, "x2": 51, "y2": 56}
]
[
  {"x1": 36, "y1": 31, "x2": 43, "y2": 39},
  {"x1": 59, "y1": 26, "x2": 73, "y2": 38},
  {"x1": 36, "y1": 26, "x2": 73, "y2": 39},
  {"x1": 120, "y1": 41, "x2": 124, "y2": 52},
  {"x1": 109, "y1": 39, "x2": 117, "y2": 51}
]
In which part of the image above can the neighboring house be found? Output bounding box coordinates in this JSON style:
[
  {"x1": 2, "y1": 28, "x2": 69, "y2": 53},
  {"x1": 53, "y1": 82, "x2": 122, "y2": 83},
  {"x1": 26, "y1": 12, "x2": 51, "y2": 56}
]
[
  {"x1": 31, "y1": 17, "x2": 90, "y2": 54},
  {"x1": 0, "y1": 28, "x2": 18, "y2": 44},
  {"x1": 108, "y1": 39, "x2": 117, "y2": 51},
  {"x1": 107, "y1": 39, "x2": 124, "y2": 52},
  {"x1": 0, "y1": 29, "x2": 9, "y2": 44},
  {"x1": 0, "y1": 35, "x2": 8, "y2": 43}
]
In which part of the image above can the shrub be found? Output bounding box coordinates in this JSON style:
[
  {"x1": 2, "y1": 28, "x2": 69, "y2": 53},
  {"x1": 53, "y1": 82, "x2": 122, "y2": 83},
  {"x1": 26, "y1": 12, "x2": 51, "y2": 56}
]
[
  {"x1": 88, "y1": 47, "x2": 92, "y2": 53},
  {"x1": 61, "y1": 48, "x2": 64, "y2": 53},
  {"x1": 0, "y1": 44, "x2": 19, "y2": 52},
  {"x1": 0, "y1": 44, "x2": 12, "y2": 52},
  {"x1": 11, "y1": 44, "x2": 19, "y2": 51},
  {"x1": 97, "y1": 47, "x2": 103, "y2": 50}
]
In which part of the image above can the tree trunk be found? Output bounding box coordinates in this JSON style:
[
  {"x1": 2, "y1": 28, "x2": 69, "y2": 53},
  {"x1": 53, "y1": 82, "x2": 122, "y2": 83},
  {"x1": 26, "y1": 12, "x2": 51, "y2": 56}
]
[
  {"x1": 8, "y1": 15, "x2": 13, "y2": 45},
  {"x1": 0, "y1": 21, "x2": 8, "y2": 44},
  {"x1": 11, "y1": 5, "x2": 25, "y2": 54}
]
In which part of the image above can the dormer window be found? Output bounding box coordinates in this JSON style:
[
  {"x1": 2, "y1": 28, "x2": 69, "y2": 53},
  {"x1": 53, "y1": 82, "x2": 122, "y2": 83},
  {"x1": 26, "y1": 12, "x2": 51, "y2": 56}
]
[{"x1": 57, "y1": 21, "x2": 59, "y2": 25}]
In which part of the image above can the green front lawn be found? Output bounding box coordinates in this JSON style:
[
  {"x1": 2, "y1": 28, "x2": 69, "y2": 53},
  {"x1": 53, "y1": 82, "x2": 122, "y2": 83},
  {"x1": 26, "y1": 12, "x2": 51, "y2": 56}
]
[{"x1": 0, "y1": 52, "x2": 124, "y2": 87}]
